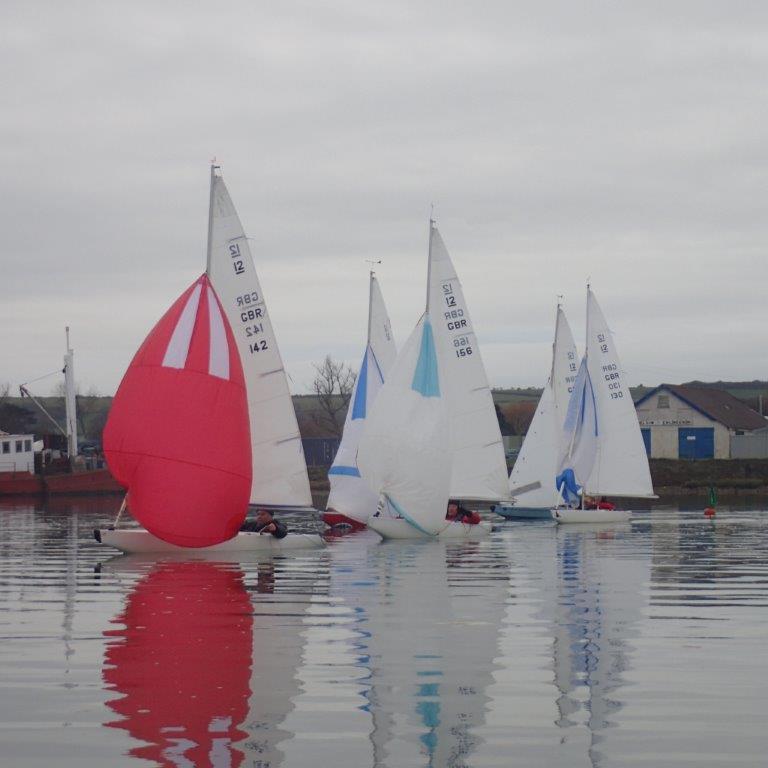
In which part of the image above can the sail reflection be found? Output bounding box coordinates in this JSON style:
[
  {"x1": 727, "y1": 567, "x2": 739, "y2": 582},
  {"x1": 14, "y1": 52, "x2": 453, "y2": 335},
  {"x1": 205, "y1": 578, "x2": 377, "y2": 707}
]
[
  {"x1": 330, "y1": 538, "x2": 509, "y2": 767},
  {"x1": 553, "y1": 526, "x2": 647, "y2": 766},
  {"x1": 103, "y1": 560, "x2": 253, "y2": 767}
]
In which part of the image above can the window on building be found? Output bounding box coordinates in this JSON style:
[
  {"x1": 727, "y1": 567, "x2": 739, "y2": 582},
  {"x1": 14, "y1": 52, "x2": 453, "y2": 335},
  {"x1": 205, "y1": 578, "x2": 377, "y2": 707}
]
[
  {"x1": 24, "y1": 440, "x2": 32, "y2": 451},
  {"x1": 1, "y1": 442, "x2": 9, "y2": 454},
  {"x1": 658, "y1": 395, "x2": 670, "y2": 409},
  {"x1": 15, "y1": 441, "x2": 22, "y2": 452}
]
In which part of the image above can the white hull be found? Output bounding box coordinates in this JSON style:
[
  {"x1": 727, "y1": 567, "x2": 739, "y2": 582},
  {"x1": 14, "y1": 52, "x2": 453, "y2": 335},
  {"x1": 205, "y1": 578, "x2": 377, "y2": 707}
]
[
  {"x1": 95, "y1": 528, "x2": 325, "y2": 554},
  {"x1": 551, "y1": 508, "x2": 632, "y2": 524},
  {"x1": 367, "y1": 517, "x2": 492, "y2": 540}
]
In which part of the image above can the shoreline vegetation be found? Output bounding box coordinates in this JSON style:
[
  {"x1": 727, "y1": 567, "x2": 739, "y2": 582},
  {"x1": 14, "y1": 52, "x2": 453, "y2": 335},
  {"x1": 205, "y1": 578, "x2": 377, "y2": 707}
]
[{"x1": 3, "y1": 385, "x2": 768, "y2": 499}]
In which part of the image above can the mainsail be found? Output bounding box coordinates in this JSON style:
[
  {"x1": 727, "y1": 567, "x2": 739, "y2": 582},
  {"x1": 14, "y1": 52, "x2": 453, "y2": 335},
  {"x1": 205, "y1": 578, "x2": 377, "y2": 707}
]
[
  {"x1": 358, "y1": 315, "x2": 451, "y2": 535},
  {"x1": 427, "y1": 223, "x2": 508, "y2": 501},
  {"x1": 327, "y1": 273, "x2": 397, "y2": 522},
  {"x1": 556, "y1": 287, "x2": 654, "y2": 501},
  {"x1": 509, "y1": 305, "x2": 578, "y2": 507},
  {"x1": 206, "y1": 167, "x2": 312, "y2": 508},
  {"x1": 582, "y1": 288, "x2": 655, "y2": 497},
  {"x1": 103, "y1": 274, "x2": 252, "y2": 547}
]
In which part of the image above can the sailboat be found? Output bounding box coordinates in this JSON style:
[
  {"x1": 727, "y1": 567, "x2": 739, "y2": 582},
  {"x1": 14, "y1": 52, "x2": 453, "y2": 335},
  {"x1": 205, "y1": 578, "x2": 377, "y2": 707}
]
[
  {"x1": 322, "y1": 271, "x2": 397, "y2": 529},
  {"x1": 358, "y1": 220, "x2": 501, "y2": 540},
  {"x1": 95, "y1": 165, "x2": 323, "y2": 553},
  {"x1": 428, "y1": 224, "x2": 509, "y2": 505},
  {"x1": 496, "y1": 303, "x2": 578, "y2": 519},
  {"x1": 553, "y1": 287, "x2": 655, "y2": 524}
]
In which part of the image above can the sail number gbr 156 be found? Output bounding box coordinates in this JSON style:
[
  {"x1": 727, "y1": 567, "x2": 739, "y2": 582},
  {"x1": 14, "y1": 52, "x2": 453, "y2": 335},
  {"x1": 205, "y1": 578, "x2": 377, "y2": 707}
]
[{"x1": 442, "y1": 282, "x2": 473, "y2": 358}]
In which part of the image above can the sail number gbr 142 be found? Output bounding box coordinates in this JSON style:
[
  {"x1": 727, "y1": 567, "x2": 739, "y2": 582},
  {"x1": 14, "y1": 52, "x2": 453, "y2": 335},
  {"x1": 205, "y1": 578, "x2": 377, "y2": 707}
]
[{"x1": 235, "y1": 290, "x2": 270, "y2": 354}]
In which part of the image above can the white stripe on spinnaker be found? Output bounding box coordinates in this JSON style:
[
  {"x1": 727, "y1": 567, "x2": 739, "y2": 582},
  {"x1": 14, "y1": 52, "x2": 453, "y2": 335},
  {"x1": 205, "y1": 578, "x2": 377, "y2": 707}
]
[
  {"x1": 207, "y1": 286, "x2": 230, "y2": 379},
  {"x1": 162, "y1": 283, "x2": 203, "y2": 369}
]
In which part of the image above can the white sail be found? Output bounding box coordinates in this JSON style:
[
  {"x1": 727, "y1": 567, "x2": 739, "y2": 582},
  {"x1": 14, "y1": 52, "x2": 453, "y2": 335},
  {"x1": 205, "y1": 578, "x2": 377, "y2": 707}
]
[
  {"x1": 327, "y1": 274, "x2": 397, "y2": 522},
  {"x1": 206, "y1": 168, "x2": 312, "y2": 507},
  {"x1": 358, "y1": 315, "x2": 450, "y2": 535},
  {"x1": 367, "y1": 275, "x2": 397, "y2": 374},
  {"x1": 509, "y1": 306, "x2": 578, "y2": 507},
  {"x1": 427, "y1": 224, "x2": 508, "y2": 502},
  {"x1": 557, "y1": 288, "x2": 654, "y2": 502},
  {"x1": 583, "y1": 288, "x2": 655, "y2": 498},
  {"x1": 556, "y1": 356, "x2": 599, "y2": 503}
]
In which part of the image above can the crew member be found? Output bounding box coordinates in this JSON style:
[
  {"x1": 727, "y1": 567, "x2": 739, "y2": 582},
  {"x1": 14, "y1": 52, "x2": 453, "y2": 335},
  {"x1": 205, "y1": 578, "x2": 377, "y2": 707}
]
[
  {"x1": 446, "y1": 501, "x2": 479, "y2": 524},
  {"x1": 240, "y1": 509, "x2": 288, "y2": 539}
]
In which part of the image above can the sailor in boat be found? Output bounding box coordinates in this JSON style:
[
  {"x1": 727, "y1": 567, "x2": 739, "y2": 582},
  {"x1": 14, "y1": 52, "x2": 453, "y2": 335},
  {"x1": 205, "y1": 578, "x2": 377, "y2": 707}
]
[
  {"x1": 240, "y1": 509, "x2": 288, "y2": 539},
  {"x1": 446, "y1": 501, "x2": 481, "y2": 525},
  {"x1": 582, "y1": 495, "x2": 616, "y2": 511}
]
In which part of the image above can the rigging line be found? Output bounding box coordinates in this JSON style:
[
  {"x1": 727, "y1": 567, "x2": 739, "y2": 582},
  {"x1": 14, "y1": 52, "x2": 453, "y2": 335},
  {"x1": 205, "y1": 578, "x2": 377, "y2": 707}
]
[{"x1": 20, "y1": 369, "x2": 63, "y2": 387}]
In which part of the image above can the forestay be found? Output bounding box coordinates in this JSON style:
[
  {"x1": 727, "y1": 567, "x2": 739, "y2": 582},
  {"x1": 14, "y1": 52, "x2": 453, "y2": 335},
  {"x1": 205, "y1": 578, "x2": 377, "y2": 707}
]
[
  {"x1": 427, "y1": 224, "x2": 508, "y2": 502},
  {"x1": 582, "y1": 289, "x2": 655, "y2": 497},
  {"x1": 358, "y1": 316, "x2": 451, "y2": 535},
  {"x1": 327, "y1": 274, "x2": 397, "y2": 522},
  {"x1": 509, "y1": 306, "x2": 577, "y2": 507},
  {"x1": 206, "y1": 169, "x2": 312, "y2": 508}
]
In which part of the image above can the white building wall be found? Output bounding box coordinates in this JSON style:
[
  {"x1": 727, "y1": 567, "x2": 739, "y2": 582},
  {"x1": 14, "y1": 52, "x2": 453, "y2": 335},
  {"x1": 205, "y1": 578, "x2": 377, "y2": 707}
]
[
  {"x1": 636, "y1": 391, "x2": 730, "y2": 459},
  {"x1": 0, "y1": 434, "x2": 35, "y2": 473}
]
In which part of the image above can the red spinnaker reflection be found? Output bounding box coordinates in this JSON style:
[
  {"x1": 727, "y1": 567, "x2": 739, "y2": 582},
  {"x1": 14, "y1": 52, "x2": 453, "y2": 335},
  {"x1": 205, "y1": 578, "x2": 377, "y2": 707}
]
[{"x1": 103, "y1": 561, "x2": 253, "y2": 767}]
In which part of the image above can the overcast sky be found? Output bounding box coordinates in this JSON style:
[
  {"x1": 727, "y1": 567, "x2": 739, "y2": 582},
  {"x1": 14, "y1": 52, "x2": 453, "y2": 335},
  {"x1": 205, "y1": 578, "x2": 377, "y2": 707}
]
[{"x1": 2, "y1": 1, "x2": 767, "y2": 396}]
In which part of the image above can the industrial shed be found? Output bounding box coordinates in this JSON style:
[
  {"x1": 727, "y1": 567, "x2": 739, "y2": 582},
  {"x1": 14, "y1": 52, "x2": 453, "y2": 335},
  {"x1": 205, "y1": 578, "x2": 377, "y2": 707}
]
[{"x1": 634, "y1": 385, "x2": 767, "y2": 459}]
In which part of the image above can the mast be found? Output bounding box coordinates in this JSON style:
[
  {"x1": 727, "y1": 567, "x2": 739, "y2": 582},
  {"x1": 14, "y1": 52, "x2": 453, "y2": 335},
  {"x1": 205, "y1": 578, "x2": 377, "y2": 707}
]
[
  {"x1": 584, "y1": 283, "x2": 591, "y2": 362},
  {"x1": 205, "y1": 162, "x2": 218, "y2": 275},
  {"x1": 549, "y1": 299, "x2": 562, "y2": 386},
  {"x1": 367, "y1": 270, "x2": 375, "y2": 344},
  {"x1": 584, "y1": 283, "x2": 596, "y2": 496},
  {"x1": 426, "y1": 217, "x2": 435, "y2": 314}
]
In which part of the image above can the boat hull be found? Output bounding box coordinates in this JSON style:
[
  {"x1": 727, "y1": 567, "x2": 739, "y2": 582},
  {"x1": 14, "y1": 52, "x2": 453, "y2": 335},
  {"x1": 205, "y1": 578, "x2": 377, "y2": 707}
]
[
  {"x1": 367, "y1": 517, "x2": 492, "y2": 540},
  {"x1": 322, "y1": 511, "x2": 367, "y2": 530},
  {"x1": 551, "y1": 508, "x2": 632, "y2": 524},
  {"x1": 494, "y1": 504, "x2": 553, "y2": 520},
  {"x1": 94, "y1": 528, "x2": 325, "y2": 554},
  {"x1": 0, "y1": 468, "x2": 123, "y2": 496}
]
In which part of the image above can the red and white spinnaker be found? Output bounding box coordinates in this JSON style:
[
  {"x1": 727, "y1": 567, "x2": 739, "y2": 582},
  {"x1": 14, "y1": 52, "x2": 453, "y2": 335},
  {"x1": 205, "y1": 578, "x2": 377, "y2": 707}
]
[{"x1": 104, "y1": 274, "x2": 252, "y2": 547}]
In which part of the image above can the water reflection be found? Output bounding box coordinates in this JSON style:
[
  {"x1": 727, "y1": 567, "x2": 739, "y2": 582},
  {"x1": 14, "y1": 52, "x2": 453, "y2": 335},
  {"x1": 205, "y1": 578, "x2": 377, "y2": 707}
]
[
  {"x1": 553, "y1": 525, "x2": 647, "y2": 767},
  {"x1": 327, "y1": 536, "x2": 509, "y2": 768},
  {"x1": 2, "y1": 497, "x2": 768, "y2": 767},
  {"x1": 103, "y1": 560, "x2": 253, "y2": 767}
]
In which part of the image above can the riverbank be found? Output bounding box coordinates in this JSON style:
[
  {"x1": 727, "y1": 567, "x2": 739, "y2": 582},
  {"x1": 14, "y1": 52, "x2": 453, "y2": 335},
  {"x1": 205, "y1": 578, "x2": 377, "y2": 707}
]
[{"x1": 650, "y1": 458, "x2": 768, "y2": 495}]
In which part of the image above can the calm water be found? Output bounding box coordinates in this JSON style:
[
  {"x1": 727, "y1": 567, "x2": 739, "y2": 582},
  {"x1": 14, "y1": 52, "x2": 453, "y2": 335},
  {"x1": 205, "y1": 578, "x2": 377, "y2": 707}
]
[{"x1": 1, "y1": 497, "x2": 767, "y2": 767}]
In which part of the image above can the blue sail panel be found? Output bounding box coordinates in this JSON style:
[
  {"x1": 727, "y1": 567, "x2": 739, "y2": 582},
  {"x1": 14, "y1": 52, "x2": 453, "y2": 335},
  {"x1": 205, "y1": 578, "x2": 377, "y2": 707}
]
[
  {"x1": 411, "y1": 319, "x2": 440, "y2": 397},
  {"x1": 328, "y1": 465, "x2": 361, "y2": 477},
  {"x1": 351, "y1": 348, "x2": 369, "y2": 420}
]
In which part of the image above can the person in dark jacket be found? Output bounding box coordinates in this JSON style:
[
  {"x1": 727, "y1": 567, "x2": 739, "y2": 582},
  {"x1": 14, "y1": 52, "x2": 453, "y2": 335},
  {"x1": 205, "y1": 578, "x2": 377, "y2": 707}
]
[
  {"x1": 446, "y1": 501, "x2": 479, "y2": 524},
  {"x1": 240, "y1": 509, "x2": 288, "y2": 539}
]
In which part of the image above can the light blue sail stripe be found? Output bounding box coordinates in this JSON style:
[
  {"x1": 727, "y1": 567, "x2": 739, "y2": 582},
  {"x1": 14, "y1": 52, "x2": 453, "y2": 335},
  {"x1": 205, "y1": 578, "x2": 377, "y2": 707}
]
[
  {"x1": 411, "y1": 319, "x2": 440, "y2": 397},
  {"x1": 328, "y1": 465, "x2": 361, "y2": 477},
  {"x1": 351, "y1": 347, "x2": 369, "y2": 420},
  {"x1": 386, "y1": 494, "x2": 436, "y2": 536}
]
